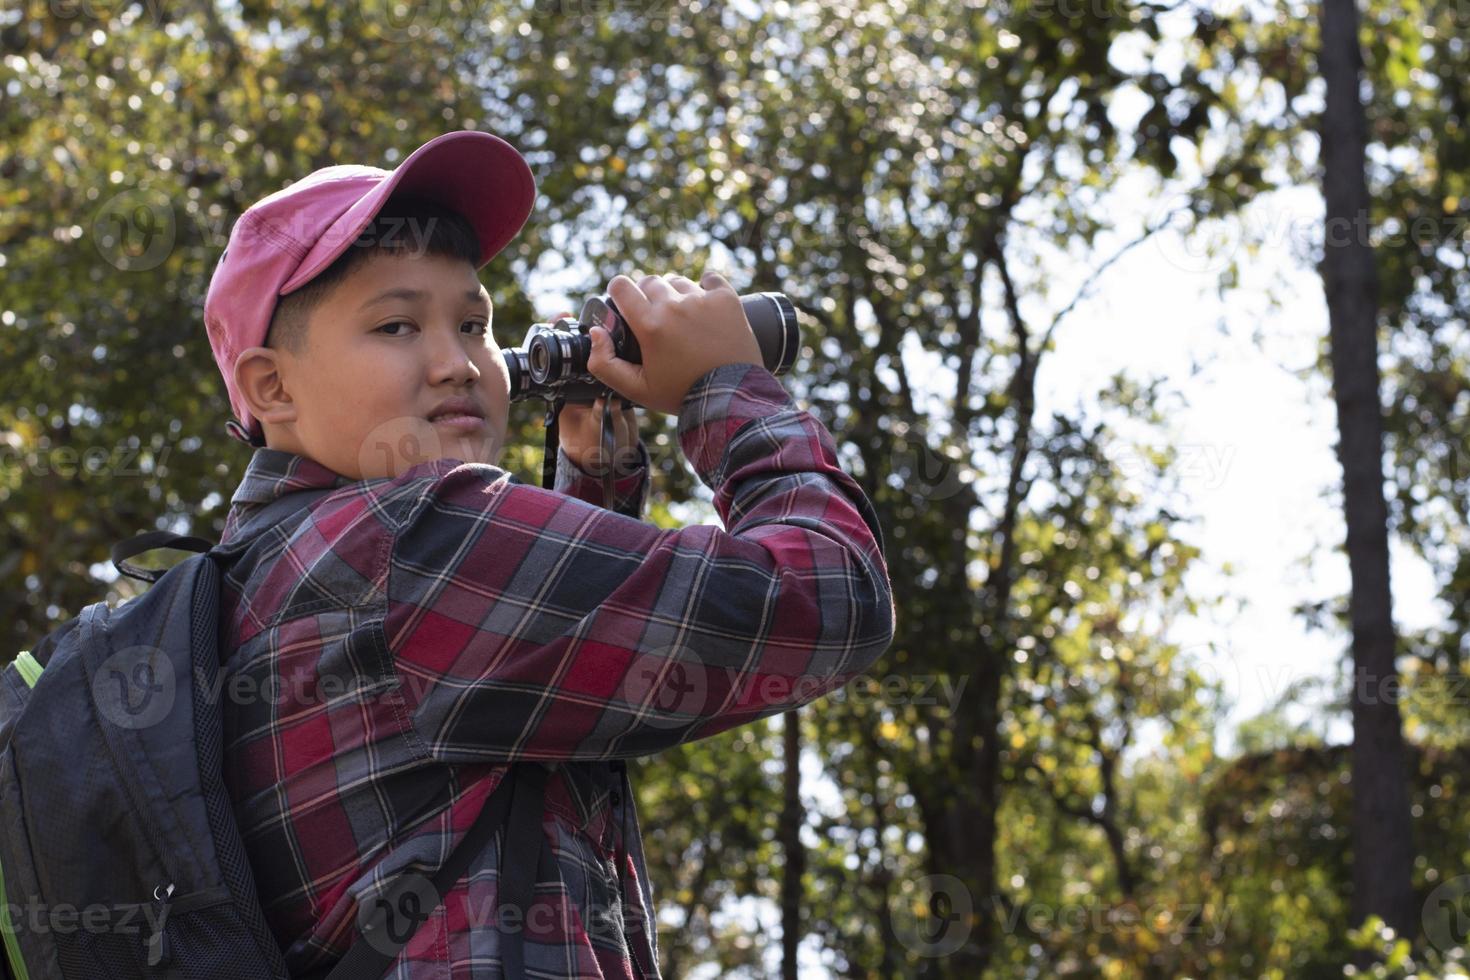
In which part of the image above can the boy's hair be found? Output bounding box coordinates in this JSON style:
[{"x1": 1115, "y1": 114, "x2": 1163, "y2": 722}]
[{"x1": 263, "y1": 194, "x2": 482, "y2": 356}]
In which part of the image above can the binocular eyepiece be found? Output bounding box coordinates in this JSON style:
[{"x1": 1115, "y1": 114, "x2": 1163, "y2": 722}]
[{"x1": 504, "y1": 291, "x2": 800, "y2": 404}]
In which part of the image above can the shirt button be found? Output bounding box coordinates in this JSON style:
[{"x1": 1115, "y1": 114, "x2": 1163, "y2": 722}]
[{"x1": 610, "y1": 790, "x2": 622, "y2": 807}]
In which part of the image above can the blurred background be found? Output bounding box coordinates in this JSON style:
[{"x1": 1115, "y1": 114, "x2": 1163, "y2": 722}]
[{"x1": 3, "y1": 0, "x2": 1469, "y2": 975}]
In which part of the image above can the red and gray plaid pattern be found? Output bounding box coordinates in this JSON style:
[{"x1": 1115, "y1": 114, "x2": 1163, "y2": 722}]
[{"x1": 216, "y1": 363, "x2": 895, "y2": 978}]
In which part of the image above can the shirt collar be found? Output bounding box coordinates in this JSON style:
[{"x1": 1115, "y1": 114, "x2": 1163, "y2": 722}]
[
  {"x1": 228, "y1": 447, "x2": 358, "y2": 507},
  {"x1": 220, "y1": 448, "x2": 359, "y2": 545}
]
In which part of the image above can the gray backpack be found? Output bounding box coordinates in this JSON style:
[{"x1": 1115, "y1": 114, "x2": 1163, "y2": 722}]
[{"x1": 0, "y1": 491, "x2": 550, "y2": 979}]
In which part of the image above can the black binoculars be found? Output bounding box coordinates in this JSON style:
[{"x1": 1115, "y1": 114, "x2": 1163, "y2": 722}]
[{"x1": 503, "y1": 291, "x2": 801, "y2": 405}]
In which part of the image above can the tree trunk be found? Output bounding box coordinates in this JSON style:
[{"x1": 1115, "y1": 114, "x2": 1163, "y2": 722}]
[
  {"x1": 1318, "y1": 0, "x2": 1416, "y2": 939},
  {"x1": 780, "y1": 710, "x2": 805, "y2": 980}
]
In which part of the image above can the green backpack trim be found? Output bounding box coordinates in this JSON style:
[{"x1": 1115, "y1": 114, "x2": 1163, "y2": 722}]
[
  {"x1": 2, "y1": 651, "x2": 39, "y2": 977},
  {"x1": 13, "y1": 651, "x2": 42, "y2": 690},
  {"x1": 0, "y1": 864, "x2": 31, "y2": 980}
]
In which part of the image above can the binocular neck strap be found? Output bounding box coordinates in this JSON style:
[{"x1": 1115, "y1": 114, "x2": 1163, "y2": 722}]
[
  {"x1": 541, "y1": 398, "x2": 564, "y2": 490},
  {"x1": 541, "y1": 394, "x2": 620, "y2": 509}
]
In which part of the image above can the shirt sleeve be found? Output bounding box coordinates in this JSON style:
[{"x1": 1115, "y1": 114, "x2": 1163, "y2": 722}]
[
  {"x1": 382, "y1": 362, "x2": 895, "y2": 762},
  {"x1": 552, "y1": 440, "x2": 650, "y2": 519}
]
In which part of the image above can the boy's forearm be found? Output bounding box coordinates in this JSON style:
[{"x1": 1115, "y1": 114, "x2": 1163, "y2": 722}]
[
  {"x1": 553, "y1": 441, "x2": 651, "y2": 519},
  {"x1": 677, "y1": 362, "x2": 889, "y2": 580}
]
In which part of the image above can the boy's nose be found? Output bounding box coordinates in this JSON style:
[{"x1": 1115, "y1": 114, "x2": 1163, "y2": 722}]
[{"x1": 425, "y1": 331, "x2": 480, "y2": 386}]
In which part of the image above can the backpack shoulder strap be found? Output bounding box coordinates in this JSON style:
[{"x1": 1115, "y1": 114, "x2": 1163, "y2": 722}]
[
  {"x1": 112, "y1": 531, "x2": 214, "y2": 583},
  {"x1": 112, "y1": 488, "x2": 337, "y2": 583},
  {"x1": 323, "y1": 762, "x2": 556, "y2": 980}
]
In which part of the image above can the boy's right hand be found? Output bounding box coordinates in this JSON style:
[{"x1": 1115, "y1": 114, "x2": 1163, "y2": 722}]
[{"x1": 586, "y1": 272, "x2": 764, "y2": 415}]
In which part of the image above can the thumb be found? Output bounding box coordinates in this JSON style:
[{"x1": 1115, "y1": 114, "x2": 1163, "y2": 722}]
[{"x1": 585, "y1": 325, "x2": 644, "y2": 401}]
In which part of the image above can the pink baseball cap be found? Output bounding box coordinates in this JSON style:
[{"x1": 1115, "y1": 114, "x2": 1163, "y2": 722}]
[{"x1": 203, "y1": 130, "x2": 536, "y2": 447}]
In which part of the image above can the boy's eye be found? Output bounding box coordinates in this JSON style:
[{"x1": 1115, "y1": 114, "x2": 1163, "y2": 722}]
[{"x1": 376, "y1": 321, "x2": 489, "y2": 336}]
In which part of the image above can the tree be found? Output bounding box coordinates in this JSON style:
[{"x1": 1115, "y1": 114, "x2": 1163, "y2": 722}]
[{"x1": 1318, "y1": 0, "x2": 1416, "y2": 938}]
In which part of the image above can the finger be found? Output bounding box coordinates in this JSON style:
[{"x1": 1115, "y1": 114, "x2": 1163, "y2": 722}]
[
  {"x1": 585, "y1": 324, "x2": 646, "y2": 402},
  {"x1": 639, "y1": 274, "x2": 675, "y2": 300},
  {"x1": 663, "y1": 274, "x2": 701, "y2": 295},
  {"x1": 700, "y1": 271, "x2": 735, "y2": 293},
  {"x1": 556, "y1": 400, "x2": 591, "y2": 420},
  {"x1": 607, "y1": 275, "x2": 651, "y2": 323}
]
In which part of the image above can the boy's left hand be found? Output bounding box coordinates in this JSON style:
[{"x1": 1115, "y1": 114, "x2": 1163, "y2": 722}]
[
  {"x1": 544, "y1": 309, "x2": 642, "y2": 475},
  {"x1": 558, "y1": 396, "x2": 641, "y2": 476}
]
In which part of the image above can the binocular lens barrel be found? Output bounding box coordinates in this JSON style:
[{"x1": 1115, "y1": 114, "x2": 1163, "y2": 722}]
[{"x1": 506, "y1": 291, "x2": 799, "y2": 403}]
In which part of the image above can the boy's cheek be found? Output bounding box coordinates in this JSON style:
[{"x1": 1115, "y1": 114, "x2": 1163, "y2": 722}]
[
  {"x1": 489, "y1": 416, "x2": 509, "y2": 463},
  {"x1": 484, "y1": 348, "x2": 512, "y2": 398}
]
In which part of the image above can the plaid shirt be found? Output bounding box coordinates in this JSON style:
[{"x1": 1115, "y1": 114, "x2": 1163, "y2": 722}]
[{"x1": 216, "y1": 363, "x2": 895, "y2": 978}]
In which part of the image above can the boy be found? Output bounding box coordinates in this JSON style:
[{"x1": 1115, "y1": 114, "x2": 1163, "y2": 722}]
[{"x1": 203, "y1": 130, "x2": 894, "y2": 978}]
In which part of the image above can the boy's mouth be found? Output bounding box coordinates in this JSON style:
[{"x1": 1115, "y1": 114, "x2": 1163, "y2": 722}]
[
  {"x1": 426, "y1": 396, "x2": 486, "y2": 424},
  {"x1": 431, "y1": 415, "x2": 487, "y2": 433}
]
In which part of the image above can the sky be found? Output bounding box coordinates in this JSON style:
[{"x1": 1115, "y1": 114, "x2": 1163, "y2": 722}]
[{"x1": 1018, "y1": 19, "x2": 1444, "y2": 752}]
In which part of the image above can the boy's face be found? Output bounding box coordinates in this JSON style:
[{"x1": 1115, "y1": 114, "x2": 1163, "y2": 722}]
[{"x1": 241, "y1": 251, "x2": 511, "y2": 480}]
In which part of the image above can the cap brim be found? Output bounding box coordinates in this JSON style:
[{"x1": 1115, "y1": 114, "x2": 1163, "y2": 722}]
[{"x1": 280, "y1": 130, "x2": 536, "y2": 294}]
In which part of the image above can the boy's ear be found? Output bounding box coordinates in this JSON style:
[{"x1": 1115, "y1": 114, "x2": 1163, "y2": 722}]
[{"x1": 233, "y1": 347, "x2": 299, "y2": 427}]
